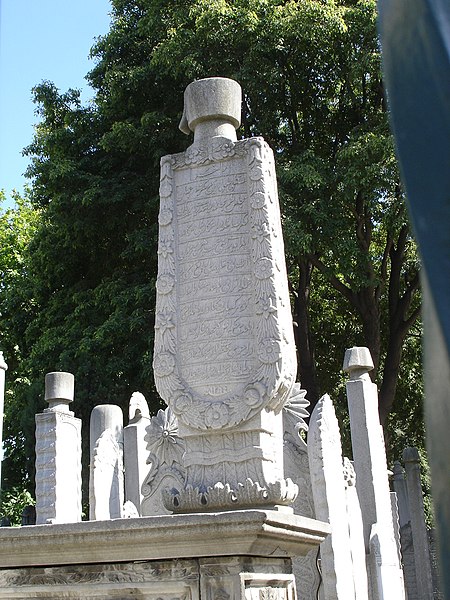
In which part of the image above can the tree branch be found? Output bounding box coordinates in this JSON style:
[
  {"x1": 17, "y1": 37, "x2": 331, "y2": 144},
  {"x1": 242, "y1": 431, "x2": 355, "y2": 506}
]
[
  {"x1": 375, "y1": 232, "x2": 393, "y2": 303},
  {"x1": 389, "y1": 224, "x2": 409, "y2": 316},
  {"x1": 403, "y1": 305, "x2": 421, "y2": 333},
  {"x1": 308, "y1": 253, "x2": 354, "y2": 304}
]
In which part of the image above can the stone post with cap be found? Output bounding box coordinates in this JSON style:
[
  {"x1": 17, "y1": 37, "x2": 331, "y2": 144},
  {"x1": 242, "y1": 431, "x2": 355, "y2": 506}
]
[
  {"x1": 35, "y1": 372, "x2": 82, "y2": 524},
  {"x1": 343, "y1": 346, "x2": 406, "y2": 600},
  {"x1": 0, "y1": 352, "x2": 7, "y2": 491}
]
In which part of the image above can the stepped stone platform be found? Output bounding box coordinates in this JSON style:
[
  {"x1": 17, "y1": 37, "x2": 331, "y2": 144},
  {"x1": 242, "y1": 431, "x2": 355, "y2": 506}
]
[{"x1": 0, "y1": 510, "x2": 329, "y2": 599}]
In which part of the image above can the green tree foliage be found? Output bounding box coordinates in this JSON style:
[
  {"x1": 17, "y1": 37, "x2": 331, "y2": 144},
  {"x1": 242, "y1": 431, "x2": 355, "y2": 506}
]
[
  {"x1": 0, "y1": 192, "x2": 41, "y2": 490},
  {"x1": 0, "y1": 486, "x2": 35, "y2": 527},
  {"x1": 2, "y1": 0, "x2": 422, "y2": 490}
]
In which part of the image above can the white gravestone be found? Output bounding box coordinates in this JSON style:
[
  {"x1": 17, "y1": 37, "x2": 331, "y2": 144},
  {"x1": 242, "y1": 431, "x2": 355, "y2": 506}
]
[
  {"x1": 35, "y1": 372, "x2": 81, "y2": 524},
  {"x1": 0, "y1": 353, "x2": 7, "y2": 490},
  {"x1": 123, "y1": 392, "x2": 151, "y2": 515},
  {"x1": 343, "y1": 347, "x2": 406, "y2": 600},
  {"x1": 403, "y1": 447, "x2": 434, "y2": 600},
  {"x1": 343, "y1": 457, "x2": 370, "y2": 600},
  {"x1": 89, "y1": 404, "x2": 124, "y2": 520},
  {"x1": 308, "y1": 394, "x2": 361, "y2": 600},
  {"x1": 154, "y1": 77, "x2": 297, "y2": 511}
]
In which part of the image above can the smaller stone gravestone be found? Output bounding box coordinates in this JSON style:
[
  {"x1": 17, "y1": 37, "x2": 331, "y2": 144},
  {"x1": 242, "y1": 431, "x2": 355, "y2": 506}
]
[{"x1": 35, "y1": 372, "x2": 81, "y2": 524}]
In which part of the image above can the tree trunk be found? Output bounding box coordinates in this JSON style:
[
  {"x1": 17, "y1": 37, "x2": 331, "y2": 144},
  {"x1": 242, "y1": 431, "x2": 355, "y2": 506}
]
[
  {"x1": 292, "y1": 257, "x2": 320, "y2": 411},
  {"x1": 378, "y1": 330, "x2": 404, "y2": 426},
  {"x1": 359, "y1": 294, "x2": 382, "y2": 377}
]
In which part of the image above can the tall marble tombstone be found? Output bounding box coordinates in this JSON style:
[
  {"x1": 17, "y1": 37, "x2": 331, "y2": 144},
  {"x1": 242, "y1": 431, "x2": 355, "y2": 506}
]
[
  {"x1": 402, "y1": 447, "x2": 434, "y2": 600},
  {"x1": 308, "y1": 394, "x2": 365, "y2": 600},
  {"x1": 343, "y1": 347, "x2": 406, "y2": 600},
  {"x1": 35, "y1": 372, "x2": 82, "y2": 525},
  {"x1": 154, "y1": 77, "x2": 298, "y2": 512}
]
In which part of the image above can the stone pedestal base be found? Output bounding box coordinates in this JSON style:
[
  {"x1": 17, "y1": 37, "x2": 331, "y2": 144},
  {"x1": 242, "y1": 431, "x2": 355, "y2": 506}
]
[
  {"x1": 0, "y1": 557, "x2": 296, "y2": 600},
  {"x1": 0, "y1": 510, "x2": 329, "y2": 599}
]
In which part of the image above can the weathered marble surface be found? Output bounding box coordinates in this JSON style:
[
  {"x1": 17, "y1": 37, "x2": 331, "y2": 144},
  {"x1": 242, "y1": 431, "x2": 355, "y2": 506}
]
[
  {"x1": 141, "y1": 406, "x2": 186, "y2": 516},
  {"x1": 344, "y1": 347, "x2": 406, "y2": 600},
  {"x1": 35, "y1": 372, "x2": 81, "y2": 525},
  {"x1": 124, "y1": 392, "x2": 151, "y2": 515},
  {"x1": 0, "y1": 558, "x2": 199, "y2": 599},
  {"x1": 0, "y1": 510, "x2": 329, "y2": 568},
  {"x1": 283, "y1": 384, "x2": 321, "y2": 600},
  {"x1": 154, "y1": 77, "x2": 297, "y2": 511},
  {"x1": 0, "y1": 556, "x2": 296, "y2": 600},
  {"x1": 308, "y1": 395, "x2": 363, "y2": 600},
  {"x1": 89, "y1": 404, "x2": 124, "y2": 520},
  {"x1": 403, "y1": 447, "x2": 434, "y2": 600}
]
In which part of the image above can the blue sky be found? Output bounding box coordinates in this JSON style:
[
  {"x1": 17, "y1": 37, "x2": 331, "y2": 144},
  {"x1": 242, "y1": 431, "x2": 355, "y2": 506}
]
[{"x1": 0, "y1": 0, "x2": 112, "y2": 208}]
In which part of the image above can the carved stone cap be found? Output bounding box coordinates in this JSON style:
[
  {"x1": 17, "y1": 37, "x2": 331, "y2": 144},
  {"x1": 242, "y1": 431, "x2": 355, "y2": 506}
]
[
  {"x1": 0, "y1": 351, "x2": 7, "y2": 371},
  {"x1": 392, "y1": 461, "x2": 405, "y2": 479},
  {"x1": 403, "y1": 446, "x2": 420, "y2": 464},
  {"x1": 179, "y1": 77, "x2": 241, "y2": 142},
  {"x1": 44, "y1": 372, "x2": 74, "y2": 413},
  {"x1": 128, "y1": 391, "x2": 150, "y2": 424},
  {"x1": 343, "y1": 346, "x2": 374, "y2": 380}
]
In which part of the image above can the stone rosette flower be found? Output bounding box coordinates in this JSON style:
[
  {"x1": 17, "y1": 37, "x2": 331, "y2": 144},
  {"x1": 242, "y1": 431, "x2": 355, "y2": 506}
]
[
  {"x1": 250, "y1": 192, "x2": 265, "y2": 209},
  {"x1": 204, "y1": 402, "x2": 229, "y2": 428},
  {"x1": 156, "y1": 274, "x2": 175, "y2": 295},
  {"x1": 153, "y1": 352, "x2": 175, "y2": 377},
  {"x1": 217, "y1": 141, "x2": 235, "y2": 157},
  {"x1": 243, "y1": 382, "x2": 266, "y2": 408},
  {"x1": 258, "y1": 339, "x2": 281, "y2": 364},
  {"x1": 145, "y1": 408, "x2": 184, "y2": 467},
  {"x1": 173, "y1": 392, "x2": 193, "y2": 415},
  {"x1": 254, "y1": 257, "x2": 274, "y2": 280},
  {"x1": 184, "y1": 146, "x2": 203, "y2": 165}
]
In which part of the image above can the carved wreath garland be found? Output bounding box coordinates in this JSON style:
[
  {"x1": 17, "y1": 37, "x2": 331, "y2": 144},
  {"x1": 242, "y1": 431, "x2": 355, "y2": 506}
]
[{"x1": 153, "y1": 138, "x2": 296, "y2": 431}]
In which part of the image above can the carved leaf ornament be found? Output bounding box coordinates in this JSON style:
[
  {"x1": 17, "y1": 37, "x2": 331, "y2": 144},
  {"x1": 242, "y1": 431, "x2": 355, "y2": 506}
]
[{"x1": 154, "y1": 138, "x2": 296, "y2": 431}]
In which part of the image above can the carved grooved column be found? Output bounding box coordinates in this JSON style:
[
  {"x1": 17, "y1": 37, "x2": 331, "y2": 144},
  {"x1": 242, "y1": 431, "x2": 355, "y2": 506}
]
[
  {"x1": 35, "y1": 372, "x2": 81, "y2": 525},
  {"x1": 154, "y1": 78, "x2": 298, "y2": 512},
  {"x1": 0, "y1": 353, "x2": 7, "y2": 491},
  {"x1": 403, "y1": 447, "x2": 434, "y2": 600},
  {"x1": 343, "y1": 347, "x2": 406, "y2": 600}
]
